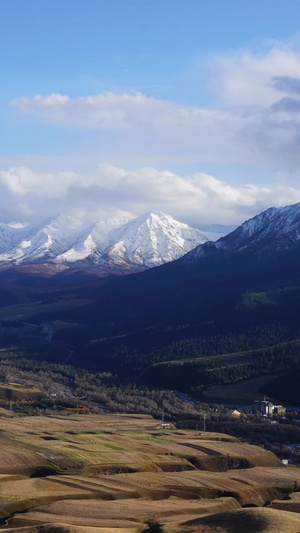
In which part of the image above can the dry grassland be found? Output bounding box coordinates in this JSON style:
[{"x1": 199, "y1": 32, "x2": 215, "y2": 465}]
[
  {"x1": 1, "y1": 525, "x2": 134, "y2": 533},
  {"x1": 0, "y1": 413, "x2": 298, "y2": 532}
]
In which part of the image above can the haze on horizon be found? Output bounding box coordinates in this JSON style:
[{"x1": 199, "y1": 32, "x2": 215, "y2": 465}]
[{"x1": 1, "y1": 0, "x2": 300, "y2": 227}]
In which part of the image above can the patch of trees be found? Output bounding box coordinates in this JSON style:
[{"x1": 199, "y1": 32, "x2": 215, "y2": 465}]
[
  {"x1": 142, "y1": 339, "x2": 300, "y2": 395},
  {"x1": 0, "y1": 348, "x2": 200, "y2": 420},
  {"x1": 70, "y1": 285, "x2": 300, "y2": 380}
]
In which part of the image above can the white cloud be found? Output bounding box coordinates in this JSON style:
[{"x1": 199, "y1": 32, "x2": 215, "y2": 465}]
[
  {"x1": 210, "y1": 45, "x2": 300, "y2": 107},
  {"x1": 1, "y1": 163, "x2": 300, "y2": 226},
  {"x1": 11, "y1": 44, "x2": 300, "y2": 176},
  {"x1": 7, "y1": 39, "x2": 300, "y2": 219},
  {"x1": 11, "y1": 92, "x2": 180, "y2": 129},
  {"x1": 0, "y1": 167, "x2": 94, "y2": 197},
  {"x1": 10, "y1": 91, "x2": 246, "y2": 163}
]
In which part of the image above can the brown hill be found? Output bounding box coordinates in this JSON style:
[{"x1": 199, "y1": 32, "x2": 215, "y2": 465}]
[{"x1": 181, "y1": 507, "x2": 300, "y2": 533}]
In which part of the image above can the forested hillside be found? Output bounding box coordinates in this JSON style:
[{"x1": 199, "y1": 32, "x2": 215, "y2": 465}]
[{"x1": 1, "y1": 205, "x2": 300, "y2": 401}]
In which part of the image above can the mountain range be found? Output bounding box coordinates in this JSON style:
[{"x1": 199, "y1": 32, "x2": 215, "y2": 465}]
[
  {"x1": 55, "y1": 201, "x2": 300, "y2": 336},
  {"x1": 1, "y1": 201, "x2": 300, "y2": 399},
  {"x1": 0, "y1": 212, "x2": 235, "y2": 276}
]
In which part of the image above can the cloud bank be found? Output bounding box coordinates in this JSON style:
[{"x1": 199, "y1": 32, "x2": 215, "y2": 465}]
[
  {"x1": 1, "y1": 164, "x2": 300, "y2": 227},
  {"x1": 10, "y1": 42, "x2": 300, "y2": 176},
  {"x1": 5, "y1": 40, "x2": 300, "y2": 225}
]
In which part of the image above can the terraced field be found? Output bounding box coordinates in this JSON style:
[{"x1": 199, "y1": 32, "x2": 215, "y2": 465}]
[{"x1": 0, "y1": 413, "x2": 299, "y2": 532}]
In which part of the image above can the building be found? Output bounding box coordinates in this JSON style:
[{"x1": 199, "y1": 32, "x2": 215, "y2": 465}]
[
  {"x1": 253, "y1": 400, "x2": 286, "y2": 417},
  {"x1": 253, "y1": 400, "x2": 274, "y2": 416},
  {"x1": 229, "y1": 409, "x2": 243, "y2": 418}
]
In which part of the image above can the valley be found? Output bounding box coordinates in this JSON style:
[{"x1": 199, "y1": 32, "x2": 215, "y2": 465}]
[
  {"x1": 3, "y1": 2, "x2": 300, "y2": 531},
  {"x1": 0, "y1": 203, "x2": 299, "y2": 532}
]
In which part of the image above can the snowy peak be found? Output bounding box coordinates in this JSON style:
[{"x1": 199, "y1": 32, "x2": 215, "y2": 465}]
[
  {"x1": 0, "y1": 222, "x2": 28, "y2": 254},
  {"x1": 40, "y1": 213, "x2": 82, "y2": 232},
  {"x1": 189, "y1": 202, "x2": 300, "y2": 261},
  {"x1": 1, "y1": 203, "x2": 300, "y2": 276},
  {"x1": 220, "y1": 202, "x2": 300, "y2": 253},
  {"x1": 105, "y1": 212, "x2": 208, "y2": 268},
  {"x1": 0, "y1": 214, "x2": 83, "y2": 263},
  {"x1": 57, "y1": 216, "x2": 129, "y2": 263}
]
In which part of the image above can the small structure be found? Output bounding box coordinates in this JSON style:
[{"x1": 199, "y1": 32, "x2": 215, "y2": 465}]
[
  {"x1": 253, "y1": 400, "x2": 286, "y2": 417},
  {"x1": 160, "y1": 422, "x2": 172, "y2": 429},
  {"x1": 254, "y1": 400, "x2": 274, "y2": 416},
  {"x1": 229, "y1": 409, "x2": 242, "y2": 418}
]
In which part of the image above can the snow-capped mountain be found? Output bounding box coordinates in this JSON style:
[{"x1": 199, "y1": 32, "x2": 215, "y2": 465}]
[
  {"x1": 8, "y1": 202, "x2": 298, "y2": 277},
  {"x1": 95, "y1": 212, "x2": 209, "y2": 272},
  {"x1": 189, "y1": 202, "x2": 300, "y2": 260},
  {"x1": 57, "y1": 216, "x2": 129, "y2": 263},
  {"x1": 0, "y1": 214, "x2": 83, "y2": 264},
  {"x1": 0, "y1": 212, "x2": 212, "y2": 275},
  {"x1": 0, "y1": 222, "x2": 29, "y2": 254}
]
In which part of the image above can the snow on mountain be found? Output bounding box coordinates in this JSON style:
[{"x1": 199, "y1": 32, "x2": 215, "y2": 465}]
[
  {"x1": 0, "y1": 211, "x2": 209, "y2": 273},
  {"x1": 57, "y1": 216, "x2": 129, "y2": 263},
  {"x1": 7, "y1": 221, "x2": 29, "y2": 229},
  {"x1": 98, "y1": 212, "x2": 208, "y2": 270},
  {"x1": 0, "y1": 222, "x2": 29, "y2": 254},
  {"x1": 1, "y1": 203, "x2": 299, "y2": 276},
  {"x1": 189, "y1": 202, "x2": 300, "y2": 260},
  {"x1": 0, "y1": 214, "x2": 83, "y2": 263},
  {"x1": 199, "y1": 224, "x2": 238, "y2": 242}
]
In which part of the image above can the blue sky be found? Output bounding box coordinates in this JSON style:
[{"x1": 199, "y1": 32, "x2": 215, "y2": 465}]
[{"x1": 1, "y1": 0, "x2": 300, "y2": 225}]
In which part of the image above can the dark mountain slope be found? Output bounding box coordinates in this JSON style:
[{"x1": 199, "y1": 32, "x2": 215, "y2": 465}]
[{"x1": 2, "y1": 202, "x2": 300, "y2": 383}]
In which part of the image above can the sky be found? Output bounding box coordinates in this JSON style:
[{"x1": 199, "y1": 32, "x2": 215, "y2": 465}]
[{"x1": 2, "y1": 0, "x2": 300, "y2": 226}]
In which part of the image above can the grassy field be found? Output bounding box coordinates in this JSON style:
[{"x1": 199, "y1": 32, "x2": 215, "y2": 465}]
[
  {"x1": 0, "y1": 383, "x2": 44, "y2": 402},
  {"x1": 0, "y1": 413, "x2": 298, "y2": 532}
]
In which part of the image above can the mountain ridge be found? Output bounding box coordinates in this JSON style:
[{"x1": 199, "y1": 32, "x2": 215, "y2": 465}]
[
  {"x1": 186, "y1": 201, "x2": 300, "y2": 261},
  {"x1": 0, "y1": 212, "x2": 235, "y2": 276},
  {"x1": 1, "y1": 202, "x2": 300, "y2": 390}
]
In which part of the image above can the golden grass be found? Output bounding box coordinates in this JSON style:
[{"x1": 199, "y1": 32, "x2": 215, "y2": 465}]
[
  {"x1": 5, "y1": 496, "x2": 241, "y2": 529},
  {"x1": 0, "y1": 416, "x2": 281, "y2": 480},
  {"x1": 0, "y1": 443, "x2": 51, "y2": 475},
  {"x1": 0, "y1": 524, "x2": 135, "y2": 533},
  {"x1": 0, "y1": 414, "x2": 297, "y2": 532},
  {"x1": 0, "y1": 383, "x2": 43, "y2": 401}
]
